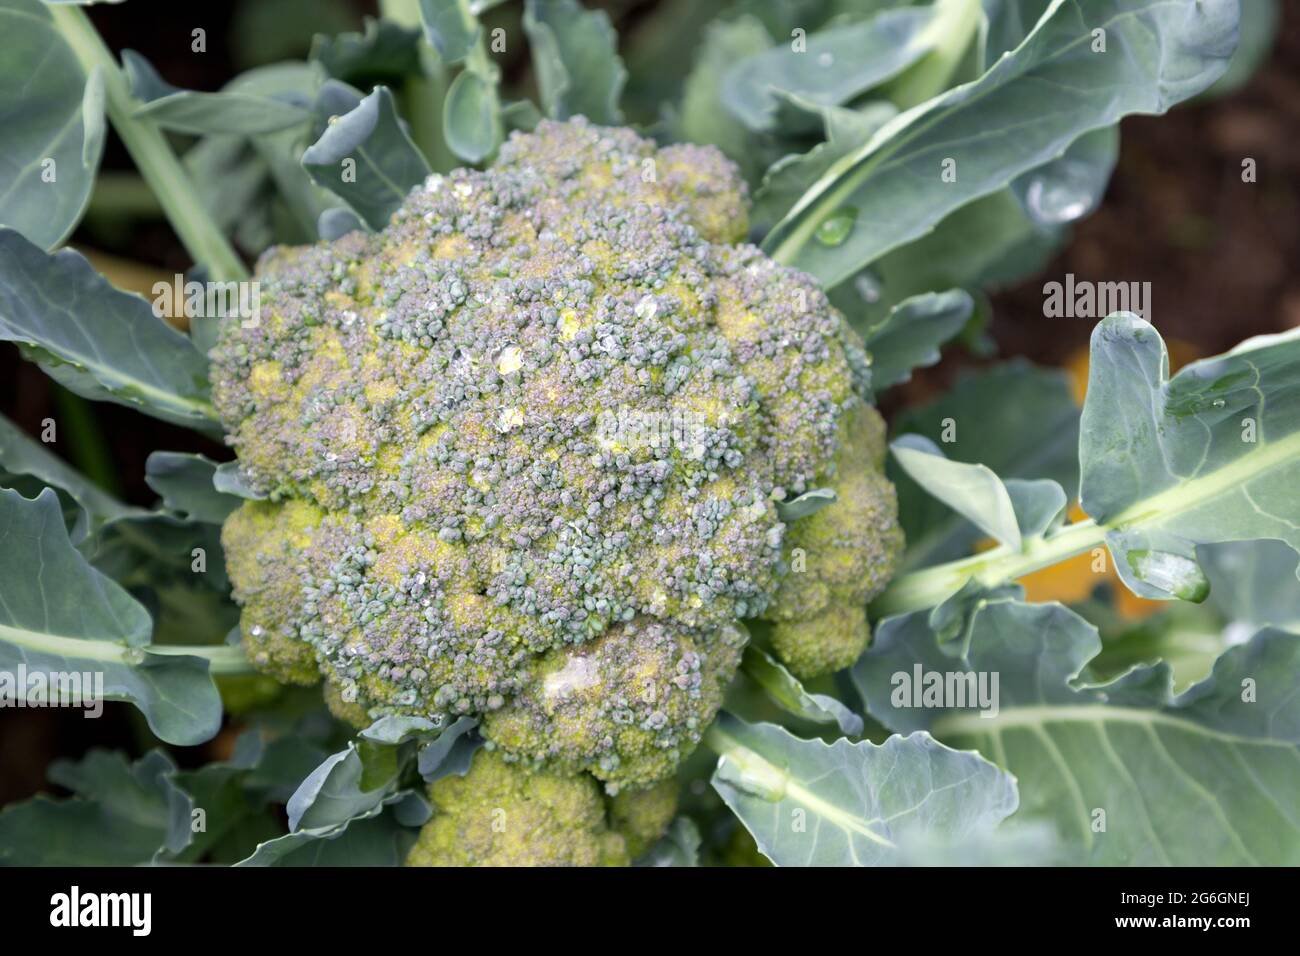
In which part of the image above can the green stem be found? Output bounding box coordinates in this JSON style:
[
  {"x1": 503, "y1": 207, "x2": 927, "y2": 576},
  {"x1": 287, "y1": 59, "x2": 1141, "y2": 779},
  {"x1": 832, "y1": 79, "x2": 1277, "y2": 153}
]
[
  {"x1": 873, "y1": 518, "x2": 1106, "y2": 617},
  {"x1": 877, "y1": 427, "x2": 1300, "y2": 617},
  {"x1": 0, "y1": 622, "x2": 254, "y2": 675},
  {"x1": 702, "y1": 722, "x2": 788, "y2": 796},
  {"x1": 380, "y1": 0, "x2": 457, "y2": 171},
  {"x1": 146, "y1": 644, "x2": 253, "y2": 675},
  {"x1": 884, "y1": 0, "x2": 983, "y2": 110},
  {"x1": 49, "y1": 4, "x2": 248, "y2": 282}
]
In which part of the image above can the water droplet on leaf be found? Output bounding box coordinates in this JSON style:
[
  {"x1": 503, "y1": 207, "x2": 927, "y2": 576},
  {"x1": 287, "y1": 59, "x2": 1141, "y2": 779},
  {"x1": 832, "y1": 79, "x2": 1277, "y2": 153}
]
[
  {"x1": 853, "y1": 269, "x2": 883, "y2": 304},
  {"x1": 1126, "y1": 549, "x2": 1210, "y2": 602},
  {"x1": 1023, "y1": 160, "x2": 1096, "y2": 225},
  {"x1": 814, "y1": 208, "x2": 856, "y2": 247}
]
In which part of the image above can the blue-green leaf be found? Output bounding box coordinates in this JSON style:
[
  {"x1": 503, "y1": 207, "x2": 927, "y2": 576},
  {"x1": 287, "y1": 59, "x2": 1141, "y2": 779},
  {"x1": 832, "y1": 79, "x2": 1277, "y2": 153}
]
[
  {"x1": 0, "y1": 0, "x2": 105, "y2": 248},
  {"x1": 122, "y1": 50, "x2": 312, "y2": 135},
  {"x1": 144, "y1": 452, "x2": 241, "y2": 524},
  {"x1": 443, "y1": 65, "x2": 501, "y2": 163},
  {"x1": 890, "y1": 361, "x2": 1080, "y2": 570},
  {"x1": 1080, "y1": 314, "x2": 1300, "y2": 600},
  {"x1": 310, "y1": 16, "x2": 422, "y2": 84},
  {"x1": 860, "y1": 289, "x2": 972, "y2": 389},
  {"x1": 854, "y1": 598, "x2": 1300, "y2": 864},
  {"x1": 741, "y1": 646, "x2": 864, "y2": 736},
  {"x1": 891, "y1": 434, "x2": 1022, "y2": 550},
  {"x1": 0, "y1": 750, "x2": 192, "y2": 865},
  {"x1": 721, "y1": 5, "x2": 937, "y2": 131},
  {"x1": 764, "y1": 0, "x2": 1239, "y2": 289},
  {"x1": 418, "y1": 0, "x2": 480, "y2": 65},
  {"x1": 0, "y1": 410, "x2": 141, "y2": 542},
  {"x1": 774, "y1": 487, "x2": 836, "y2": 522},
  {"x1": 301, "y1": 86, "x2": 431, "y2": 230},
  {"x1": 0, "y1": 228, "x2": 219, "y2": 433},
  {"x1": 0, "y1": 488, "x2": 223, "y2": 745},
  {"x1": 523, "y1": 0, "x2": 626, "y2": 124},
  {"x1": 708, "y1": 714, "x2": 1017, "y2": 866}
]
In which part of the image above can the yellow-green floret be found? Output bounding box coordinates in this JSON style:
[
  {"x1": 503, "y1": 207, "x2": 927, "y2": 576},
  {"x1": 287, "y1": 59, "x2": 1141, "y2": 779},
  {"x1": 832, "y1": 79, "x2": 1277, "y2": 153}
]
[
  {"x1": 762, "y1": 402, "x2": 904, "y2": 676},
  {"x1": 212, "y1": 117, "x2": 901, "y2": 794},
  {"x1": 482, "y1": 620, "x2": 745, "y2": 790},
  {"x1": 405, "y1": 749, "x2": 629, "y2": 866},
  {"x1": 608, "y1": 778, "x2": 678, "y2": 858}
]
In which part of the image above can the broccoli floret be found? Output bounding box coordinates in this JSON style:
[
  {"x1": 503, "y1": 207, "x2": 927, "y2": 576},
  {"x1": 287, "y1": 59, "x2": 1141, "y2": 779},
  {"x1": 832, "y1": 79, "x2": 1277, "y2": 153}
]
[
  {"x1": 212, "y1": 117, "x2": 901, "y2": 794},
  {"x1": 221, "y1": 499, "x2": 325, "y2": 685},
  {"x1": 406, "y1": 749, "x2": 630, "y2": 866},
  {"x1": 762, "y1": 402, "x2": 904, "y2": 676},
  {"x1": 608, "y1": 777, "x2": 678, "y2": 858},
  {"x1": 482, "y1": 619, "x2": 745, "y2": 790}
]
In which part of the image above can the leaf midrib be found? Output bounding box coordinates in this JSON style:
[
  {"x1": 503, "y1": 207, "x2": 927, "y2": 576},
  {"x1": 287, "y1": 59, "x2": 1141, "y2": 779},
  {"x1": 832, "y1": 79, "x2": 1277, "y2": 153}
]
[{"x1": 932, "y1": 703, "x2": 1297, "y2": 748}]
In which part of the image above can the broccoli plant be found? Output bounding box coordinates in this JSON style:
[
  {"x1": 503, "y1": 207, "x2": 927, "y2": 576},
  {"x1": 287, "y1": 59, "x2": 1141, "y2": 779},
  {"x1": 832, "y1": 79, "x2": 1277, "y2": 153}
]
[{"x1": 0, "y1": 0, "x2": 1294, "y2": 868}]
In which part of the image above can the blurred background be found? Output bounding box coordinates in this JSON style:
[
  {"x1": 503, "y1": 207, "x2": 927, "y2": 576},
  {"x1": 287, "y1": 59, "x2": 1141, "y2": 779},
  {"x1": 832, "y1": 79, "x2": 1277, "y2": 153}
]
[{"x1": 2, "y1": 0, "x2": 1296, "y2": 805}]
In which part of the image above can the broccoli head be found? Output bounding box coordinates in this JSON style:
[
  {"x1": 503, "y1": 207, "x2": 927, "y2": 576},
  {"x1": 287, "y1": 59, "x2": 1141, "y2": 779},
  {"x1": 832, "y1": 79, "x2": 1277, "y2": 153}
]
[{"x1": 213, "y1": 118, "x2": 901, "y2": 796}]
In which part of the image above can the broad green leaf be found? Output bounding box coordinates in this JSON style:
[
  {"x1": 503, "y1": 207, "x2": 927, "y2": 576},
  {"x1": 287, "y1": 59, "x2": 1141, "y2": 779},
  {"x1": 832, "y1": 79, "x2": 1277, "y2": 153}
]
[
  {"x1": 854, "y1": 598, "x2": 1300, "y2": 864},
  {"x1": 0, "y1": 228, "x2": 219, "y2": 433},
  {"x1": 860, "y1": 289, "x2": 972, "y2": 389},
  {"x1": 523, "y1": 0, "x2": 626, "y2": 125},
  {"x1": 635, "y1": 817, "x2": 701, "y2": 867},
  {"x1": 889, "y1": 361, "x2": 1080, "y2": 570},
  {"x1": 1080, "y1": 314, "x2": 1300, "y2": 600},
  {"x1": 891, "y1": 433, "x2": 1022, "y2": 550},
  {"x1": 122, "y1": 50, "x2": 312, "y2": 135},
  {"x1": 709, "y1": 714, "x2": 1017, "y2": 866},
  {"x1": 358, "y1": 714, "x2": 442, "y2": 745},
  {"x1": 1010, "y1": 124, "x2": 1118, "y2": 230},
  {"x1": 286, "y1": 741, "x2": 399, "y2": 832},
  {"x1": 676, "y1": 16, "x2": 773, "y2": 184},
  {"x1": 0, "y1": 0, "x2": 105, "y2": 249},
  {"x1": 721, "y1": 5, "x2": 937, "y2": 131},
  {"x1": 237, "y1": 811, "x2": 414, "y2": 866},
  {"x1": 751, "y1": 100, "x2": 898, "y2": 236},
  {"x1": 833, "y1": 126, "x2": 1119, "y2": 325},
  {"x1": 181, "y1": 63, "x2": 341, "y2": 256},
  {"x1": 144, "y1": 451, "x2": 241, "y2": 524},
  {"x1": 318, "y1": 206, "x2": 366, "y2": 240},
  {"x1": 1203, "y1": 0, "x2": 1278, "y2": 98},
  {"x1": 0, "y1": 750, "x2": 191, "y2": 865},
  {"x1": 415, "y1": 716, "x2": 481, "y2": 781},
  {"x1": 302, "y1": 85, "x2": 431, "y2": 230},
  {"x1": 0, "y1": 489, "x2": 225, "y2": 745},
  {"x1": 310, "y1": 16, "x2": 422, "y2": 85},
  {"x1": 1004, "y1": 477, "x2": 1068, "y2": 539},
  {"x1": 241, "y1": 714, "x2": 463, "y2": 864},
  {"x1": 830, "y1": 189, "x2": 1061, "y2": 327},
  {"x1": 0, "y1": 410, "x2": 140, "y2": 542},
  {"x1": 763, "y1": 0, "x2": 1238, "y2": 288},
  {"x1": 418, "y1": 0, "x2": 480, "y2": 65},
  {"x1": 1201, "y1": 539, "x2": 1300, "y2": 633},
  {"x1": 89, "y1": 511, "x2": 230, "y2": 593},
  {"x1": 741, "y1": 646, "x2": 864, "y2": 736},
  {"x1": 443, "y1": 65, "x2": 501, "y2": 163}
]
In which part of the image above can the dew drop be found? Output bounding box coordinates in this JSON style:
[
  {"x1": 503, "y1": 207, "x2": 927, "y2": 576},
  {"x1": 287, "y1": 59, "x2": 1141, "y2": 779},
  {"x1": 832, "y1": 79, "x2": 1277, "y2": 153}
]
[
  {"x1": 853, "y1": 269, "x2": 883, "y2": 304},
  {"x1": 1126, "y1": 549, "x2": 1210, "y2": 602},
  {"x1": 1023, "y1": 160, "x2": 1096, "y2": 225},
  {"x1": 814, "y1": 208, "x2": 857, "y2": 247}
]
